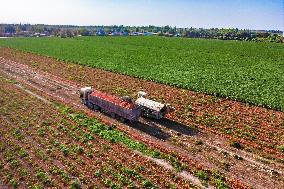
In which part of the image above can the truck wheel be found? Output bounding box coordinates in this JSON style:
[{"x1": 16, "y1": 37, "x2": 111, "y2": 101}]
[
  {"x1": 93, "y1": 105, "x2": 100, "y2": 110},
  {"x1": 81, "y1": 99, "x2": 85, "y2": 104},
  {"x1": 119, "y1": 117, "x2": 126, "y2": 123},
  {"x1": 87, "y1": 102, "x2": 94, "y2": 109},
  {"x1": 110, "y1": 113, "x2": 116, "y2": 119}
]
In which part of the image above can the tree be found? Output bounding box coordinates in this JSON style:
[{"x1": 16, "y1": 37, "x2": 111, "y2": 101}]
[
  {"x1": 31, "y1": 25, "x2": 44, "y2": 33},
  {"x1": 0, "y1": 25, "x2": 5, "y2": 35},
  {"x1": 66, "y1": 29, "x2": 74, "y2": 38},
  {"x1": 79, "y1": 28, "x2": 91, "y2": 36},
  {"x1": 16, "y1": 25, "x2": 22, "y2": 34},
  {"x1": 4, "y1": 25, "x2": 16, "y2": 33},
  {"x1": 276, "y1": 35, "x2": 283, "y2": 43}
]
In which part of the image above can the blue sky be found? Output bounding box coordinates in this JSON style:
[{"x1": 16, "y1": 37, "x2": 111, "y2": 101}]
[{"x1": 0, "y1": 0, "x2": 282, "y2": 30}]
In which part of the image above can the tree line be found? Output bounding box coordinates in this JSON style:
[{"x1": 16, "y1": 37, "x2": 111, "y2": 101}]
[{"x1": 0, "y1": 24, "x2": 282, "y2": 43}]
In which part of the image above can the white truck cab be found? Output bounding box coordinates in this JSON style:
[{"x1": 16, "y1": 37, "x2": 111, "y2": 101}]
[{"x1": 80, "y1": 87, "x2": 93, "y2": 104}]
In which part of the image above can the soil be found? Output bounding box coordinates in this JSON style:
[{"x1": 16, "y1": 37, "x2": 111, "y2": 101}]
[{"x1": 0, "y1": 48, "x2": 284, "y2": 188}]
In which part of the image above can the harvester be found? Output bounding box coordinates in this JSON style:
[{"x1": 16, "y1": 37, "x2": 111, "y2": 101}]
[{"x1": 80, "y1": 87, "x2": 173, "y2": 121}]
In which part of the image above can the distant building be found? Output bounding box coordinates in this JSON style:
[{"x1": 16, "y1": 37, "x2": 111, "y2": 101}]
[
  {"x1": 174, "y1": 33, "x2": 181, "y2": 37},
  {"x1": 109, "y1": 31, "x2": 128, "y2": 36},
  {"x1": 96, "y1": 28, "x2": 106, "y2": 36},
  {"x1": 130, "y1": 32, "x2": 139, "y2": 36},
  {"x1": 18, "y1": 31, "x2": 32, "y2": 37},
  {"x1": 122, "y1": 31, "x2": 129, "y2": 36},
  {"x1": 32, "y1": 32, "x2": 51, "y2": 37},
  {"x1": 130, "y1": 32, "x2": 144, "y2": 36},
  {"x1": 1, "y1": 33, "x2": 14, "y2": 37},
  {"x1": 144, "y1": 32, "x2": 153, "y2": 36}
]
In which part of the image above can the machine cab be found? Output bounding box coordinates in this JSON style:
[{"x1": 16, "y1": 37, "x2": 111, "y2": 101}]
[
  {"x1": 80, "y1": 87, "x2": 93, "y2": 104},
  {"x1": 135, "y1": 91, "x2": 173, "y2": 119}
]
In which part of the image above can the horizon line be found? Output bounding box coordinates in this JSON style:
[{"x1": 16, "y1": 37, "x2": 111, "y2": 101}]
[{"x1": 0, "y1": 23, "x2": 283, "y2": 32}]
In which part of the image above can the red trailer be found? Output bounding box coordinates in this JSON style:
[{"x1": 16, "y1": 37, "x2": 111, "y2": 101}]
[{"x1": 80, "y1": 87, "x2": 141, "y2": 122}]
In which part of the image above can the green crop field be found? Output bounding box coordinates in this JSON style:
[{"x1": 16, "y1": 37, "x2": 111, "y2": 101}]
[{"x1": 0, "y1": 36, "x2": 283, "y2": 110}]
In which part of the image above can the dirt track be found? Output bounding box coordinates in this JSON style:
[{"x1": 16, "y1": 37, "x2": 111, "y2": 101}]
[{"x1": 0, "y1": 56, "x2": 283, "y2": 189}]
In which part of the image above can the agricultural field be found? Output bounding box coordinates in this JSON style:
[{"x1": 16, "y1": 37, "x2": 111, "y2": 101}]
[
  {"x1": 0, "y1": 37, "x2": 283, "y2": 111},
  {"x1": 0, "y1": 59, "x2": 256, "y2": 189},
  {"x1": 0, "y1": 48, "x2": 284, "y2": 189},
  {"x1": 0, "y1": 73, "x2": 206, "y2": 188}
]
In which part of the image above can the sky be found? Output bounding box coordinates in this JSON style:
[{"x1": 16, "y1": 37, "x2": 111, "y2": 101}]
[{"x1": 0, "y1": 0, "x2": 283, "y2": 30}]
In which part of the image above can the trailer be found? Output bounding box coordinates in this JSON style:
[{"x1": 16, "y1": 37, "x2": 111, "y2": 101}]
[{"x1": 80, "y1": 87, "x2": 141, "y2": 122}]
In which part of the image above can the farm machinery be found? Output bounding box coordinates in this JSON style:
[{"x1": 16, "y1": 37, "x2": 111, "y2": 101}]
[{"x1": 80, "y1": 87, "x2": 173, "y2": 122}]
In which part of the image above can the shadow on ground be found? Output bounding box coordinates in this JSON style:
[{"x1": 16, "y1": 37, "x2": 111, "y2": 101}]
[
  {"x1": 129, "y1": 121, "x2": 171, "y2": 140},
  {"x1": 151, "y1": 118, "x2": 199, "y2": 136},
  {"x1": 128, "y1": 117, "x2": 199, "y2": 141}
]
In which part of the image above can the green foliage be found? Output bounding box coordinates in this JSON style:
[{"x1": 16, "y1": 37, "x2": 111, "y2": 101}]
[
  {"x1": 277, "y1": 145, "x2": 284, "y2": 152},
  {"x1": 4, "y1": 150, "x2": 15, "y2": 162},
  {"x1": 36, "y1": 171, "x2": 52, "y2": 186},
  {"x1": 7, "y1": 79, "x2": 18, "y2": 84},
  {"x1": 113, "y1": 87, "x2": 129, "y2": 96},
  {"x1": 95, "y1": 170, "x2": 102, "y2": 177},
  {"x1": 57, "y1": 105, "x2": 231, "y2": 188},
  {"x1": 0, "y1": 36, "x2": 283, "y2": 110},
  {"x1": 60, "y1": 144, "x2": 69, "y2": 156},
  {"x1": 9, "y1": 178, "x2": 19, "y2": 188},
  {"x1": 211, "y1": 170, "x2": 229, "y2": 189},
  {"x1": 230, "y1": 141, "x2": 243, "y2": 149},
  {"x1": 9, "y1": 159, "x2": 20, "y2": 168},
  {"x1": 0, "y1": 141, "x2": 5, "y2": 152},
  {"x1": 13, "y1": 129, "x2": 23, "y2": 139},
  {"x1": 142, "y1": 179, "x2": 155, "y2": 188},
  {"x1": 30, "y1": 184, "x2": 43, "y2": 189},
  {"x1": 19, "y1": 169, "x2": 28, "y2": 177},
  {"x1": 195, "y1": 140, "x2": 203, "y2": 145},
  {"x1": 75, "y1": 146, "x2": 84, "y2": 155},
  {"x1": 58, "y1": 105, "x2": 184, "y2": 172},
  {"x1": 19, "y1": 149, "x2": 28, "y2": 158},
  {"x1": 67, "y1": 111, "x2": 152, "y2": 155},
  {"x1": 196, "y1": 170, "x2": 209, "y2": 181},
  {"x1": 0, "y1": 162, "x2": 3, "y2": 170},
  {"x1": 70, "y1": 180, "x2": 81, "y2": 189},
  {"x1": 151, "y1": 150, "x2": 161, "y2": 158},
  {"x1": 37, "y1": 128, "x2": 46, "y2": 137}
]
